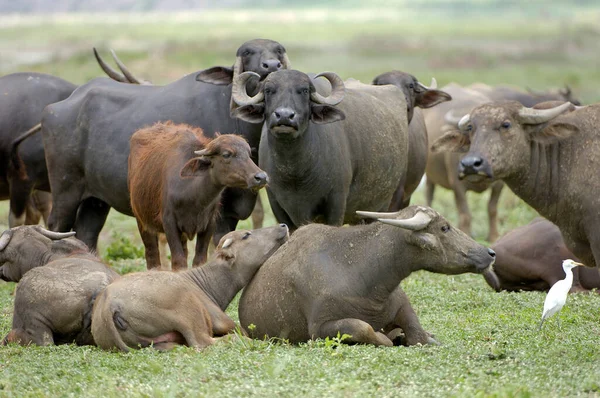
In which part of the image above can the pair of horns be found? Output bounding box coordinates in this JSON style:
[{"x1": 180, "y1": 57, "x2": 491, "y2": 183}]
[
  {"x1": 445, "y1": 101, "x2": 573, "y2": 130},
  {"x1": 0, "y1": 226, "x2": 76, "y2": 252},
  {"x1": 356, "y1": 210, "x2": 432, "y2": 231},
  {"x1": 231, "y1": 71, "x2": 346, "y2": 107},
  {"x1": 94, "y1": 47, "x2": 147, "y2": 85}
]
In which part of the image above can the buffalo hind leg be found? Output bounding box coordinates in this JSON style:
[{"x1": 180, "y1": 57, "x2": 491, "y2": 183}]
[
  {"x1": 137, "y1": 220, "x2": 161, "y2": 270},
  {"x1": 8, "y1": 182, "x2": 33, "y2": 227},
  {"x1": 453, "y1": 183, "x2": 472, "y2": 237},
  {"x1": 73, "y1": 198, "x2": 111, "y2": 252},
  {"x1": 313, "y1": 319, "x2": 393, "y2": 347}
]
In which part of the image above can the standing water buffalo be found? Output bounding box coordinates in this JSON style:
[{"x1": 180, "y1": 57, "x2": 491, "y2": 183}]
[
  {"x1": 468, "y1": 83, "x2": 580, "y2": 108},
  {"x1": 239, "y1": 206, "x2": 496, "y2": 346},
  {"x1": 0, "y1": 73, "x2": 76, "y2": 226},
  {"x1": 432, "y1": 101, "x2": 600, "y2": 270},
  {"x1": 487, "y1": 218, "x2": 600, "y2": 292},
  {"x1": 42, "y1": 39, "x2": 290, "y2": 250},
  {"x1": 0, "y1": 225, "x2": 82, "y2": 282},
  {"x1": 372, "y1": 71, "x2": 452, "y2": 209},
  {"x1": 0, "y1": 227, "x2": 118, "y2": 346},
  {"x1": 129, "y1": 122, "x2": 268, "y2": 270},
  {"x1": 91, "y1": 224, "x2": 288, "y2": 352},
  {"x1": 231, "y1": 69, "x2": 409, "y2": 229}
]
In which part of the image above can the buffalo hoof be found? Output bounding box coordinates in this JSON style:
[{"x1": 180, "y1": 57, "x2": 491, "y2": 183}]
[{"x1": 387, "y1": 328, "x2": 440, "y2": 346}]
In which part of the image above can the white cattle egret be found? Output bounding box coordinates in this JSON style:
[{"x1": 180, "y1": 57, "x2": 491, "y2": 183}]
[{"x1": 538, "y1": 259, "x2": 584, "y2": 330}]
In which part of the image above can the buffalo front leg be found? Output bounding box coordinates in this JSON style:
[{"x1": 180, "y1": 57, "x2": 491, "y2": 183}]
[
  {"x1": 136, "y1": 219, "x2": 161, "y2": 270},
  {"x1": 387, "y1": 287, "x2": 438, "y2": 346},
  {"x1": 266, "y1": 190, "x2": 297, "y2": 231},
  {"x1": 251, "y1": 195, "x2": 265, "y2": 229},
  {"x1": 324, "y1": 191, "x2": 347, "y2": 226},
  {"x1": 452, "y1": 183, "x2": 472, "y2": 236},
  {"x1": 425, "y1": 177, "x2": 435, "y2": 207},
  {"x1": 311, "y1": 319, "x2": 393, "y2": 347},
  {"x1": 163, "y1": 216, "x2": 188, "y2": 271},
  {"x1": 486, "y1": 181, "x2": 504, "y2": 242},
  {"x1": 192, "y1": 221, "x2": 215, "y2": 267},
  {"x1": 73, "y1": 198, "x2": 111, "y2": 251}
]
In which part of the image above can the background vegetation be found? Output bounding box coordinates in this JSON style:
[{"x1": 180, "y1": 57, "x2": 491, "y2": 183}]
[{"x1": 0, "y1": 5, "x2": 599, "y2": 397}]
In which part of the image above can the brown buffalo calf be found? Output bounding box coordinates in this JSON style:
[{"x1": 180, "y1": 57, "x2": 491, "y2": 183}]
[
  {"x1": 129, "y1": 122, "x2": 268, "y2": 270},
  {"x1": 91, "y1": 224, "x2": 288, "y2": 352},
  {"x1": 487, "y1": 218, "x2": 600, "y2": 292}
]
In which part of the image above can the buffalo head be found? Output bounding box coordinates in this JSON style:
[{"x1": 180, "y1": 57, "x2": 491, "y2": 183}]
[
  {"x1": 357, "y1": 206, "x2": 496, "y2": 275},
  {"x1": 372, "y1": 71, "x2": 452, "y2": 122},
  {"x1": 195, "y1": 39, "x2": 291, "y2": 86},
  {"x1": 181, "y1": 134, "x2": 268, "y2": 190},
  {"x1": 230, "y1": 69, "x2": 346, "y2": 139},
  {"x1": 430, "y1": 101, "x2": 578, "y2": 183}
]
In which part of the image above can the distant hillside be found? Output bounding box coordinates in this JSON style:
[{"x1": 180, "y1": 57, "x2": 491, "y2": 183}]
[{"x1": 0, "y1": 0, "x2": 596, "y2": 14}]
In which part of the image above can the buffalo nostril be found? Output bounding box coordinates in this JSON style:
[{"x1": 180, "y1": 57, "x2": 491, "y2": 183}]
[
  {"x1": 473, "y1": 158, "x2": 483, "y2": 168},
  {"x1": 488, "y1": 248, "x2": 496, "y2": 258},
  {"x1": 277, "y1": 62, "x2": 282, "y2": 69},
  {"x1": 279, "y1": 223, "x2": 287, "y2": 228},
  {"x1": 262, "y1": 62, "x2": 269, "y2": 69},
  {"x1": 288, "y1": 112, "x2": 295, "y2": 120},
  {"x1": 275, "y1": 112, "x2": 281, "y2": 119},
  {"x1": 254, "y1": 172, "x2": 268, "y2": 184}
]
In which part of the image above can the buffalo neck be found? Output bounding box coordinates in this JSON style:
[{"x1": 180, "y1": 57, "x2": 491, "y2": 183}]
[
  {"x1": 183, "y1": 261, "x2": 242, "y2": 311},
  {"x1": 503, "y1": 141, "x2": 564, "y2": 222}
]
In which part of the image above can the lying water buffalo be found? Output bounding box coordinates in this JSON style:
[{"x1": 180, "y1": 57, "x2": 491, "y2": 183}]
[
  {"x1": 239, "y1": 206, "x2": 496, "y2": 346},
  {"x1": 42, "y1": 39, "x2": 290, "y2": 250},
  {"x1": 91, "y1": 224, "x2": 289, "y2": 352},
  {"x1": 372, "y1": 71, "x2": 452, "y2": 209},
  {"x1": 0, "y1": 225, "x2": 82, "y2": 282},
  {"x1": 232, "y1": 69, "x2": 409, "y2": 229},
  {"x1": 487, "y1": 218, "x2": 600, "y2": 292},
  {"x1": 0, "y1": 72, "x2": 76, "y2": 227},
  {"x1": 1, "y1": 229, "x2": 118, "y2": 346},
  {"x1": 468, "y1": 83, "x2": 580, "y2": 107},
  {"x1": 129, "y1": 122, "x2": 268, "y2": 270},
  {"x1": 432, "y1": 101, "x2": 600, "y2": 270}
]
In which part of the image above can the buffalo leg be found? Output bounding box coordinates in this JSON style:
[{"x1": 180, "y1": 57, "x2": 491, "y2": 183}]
[
  {"x1": 387, "y1": 287, "x2": 437, "y2": 346},
  {"x1": 73, "y1": 198, "x2": 111, "y2": 251},
  {"x1": 251, "y1": 195, "x2": 265, "y2": 229},
  {"x1": 453, "y1": 183, "x2": 472, "y2": 236},
  {"x1": 8, "y1": 181, "x2": 33, "y2": 227},
  {"x1": 192, "y1": 221, "x2": 215, "y2": 267},
  {"x1": 213, "y1": 217, "x2": 238, "y2": 246},
  {"x1": 313, "y1": 319, "x2": 393, "y2": 347},
  {"x1": 266, "y1": 191, "x2": 297, "y2": 231},
  {"x1": 324, "y1": 192, "x2": 346, "y2": 226},
  {"x1": 487, "y1": 181, "x2": 504, "y2": 242},
  {"x1": 136, "y1": 220, "x2": 161, "y2": 270},
  {"x1": 163, "y1": 216, "x2": 187, "y2": 271},
  {"x1": 31, "y1": 190, "x2": 52, "y2": 226},
  {"x1": 425, "y1": 178, "x2": 435, "y2": 207}
]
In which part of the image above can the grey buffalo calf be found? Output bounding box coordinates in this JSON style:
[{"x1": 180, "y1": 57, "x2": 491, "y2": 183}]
[
  {"x1": 91, "y1": 224, "x2": 289, "y2": 352},
  {"x1": 129, "y1": 122, "x2": 268, "y2": 270},
  {"x1": 1, "y1": 232, "x2": 118, "y2": 346},
  {"x1": 0, "y1": 225, "x2": 84, "y2": 282},
  {"x1": 239, "y1": 206, "x2": 496, "y2": 347}
]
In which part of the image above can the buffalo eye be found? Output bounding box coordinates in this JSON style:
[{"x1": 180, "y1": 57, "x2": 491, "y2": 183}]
[
  {"x1": 501, "y1": 121, "x2": 511, "y2": 129},
  {"x1": 242, "y1": 50, "x2": 251, "y2": 57},
  {"x1": 441, "y1": 225, "x2": 450, "y2": 233},
  {"x1": 264, "y1": 87, "x2": 273, "y2": 95},
  {"x1": 242, "y1": 232, "x2": 252, "y2": 240},
  {"x1": 222, "y1": 151, "x2": 232, "y2": 159},
  {"x1": 301, "y1": 88, "x2": 309, "y2": 95},
  {"x1": 409, "y1": 83, "x2": 414, "y2": 89},
  {"x1": 277, "y1": 48, "x2": 283, "y2": 54}
]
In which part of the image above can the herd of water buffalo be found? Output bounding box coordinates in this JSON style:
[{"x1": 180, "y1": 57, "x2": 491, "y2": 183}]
[{"x1": 0, "y1": 38, "x2": 598, "y2": 350}]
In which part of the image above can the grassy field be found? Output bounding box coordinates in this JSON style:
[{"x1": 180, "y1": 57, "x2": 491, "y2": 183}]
[{"x1": 1, "y1": 9, "x2": 600, "y2": 397}]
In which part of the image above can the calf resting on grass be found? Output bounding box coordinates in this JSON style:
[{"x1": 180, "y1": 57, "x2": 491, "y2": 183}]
[
  {"x1": 129, "y1": 122, "x2": 268, "y2": 270},
  {"x1": 1, "y1": 230, "x2": 118, "y2": 346},
  {"x1": 91, "y1": 224, "x2": 288, "y2": 352},
  {"x1": 239, "y1": 205, "x2": 496, "y2": 347}
]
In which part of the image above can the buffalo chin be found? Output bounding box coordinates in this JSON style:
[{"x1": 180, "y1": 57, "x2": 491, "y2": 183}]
[{"x1": 459, "y1": 173, "x2": 492, "y2": 183}]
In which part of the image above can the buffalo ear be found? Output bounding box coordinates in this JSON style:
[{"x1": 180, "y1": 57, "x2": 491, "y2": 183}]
[
  {"x1": 529, "y1": 122, "x2": 579, "y2": 144},
  {"x1": 407, "y1": 232, "x2": 437, "y2": 250},
  {"x1": 416, "y1": 89, "x2": 452, "y2": 109},
  {"x1": 310, "y1": 105, "x2": 345, "y2": 124},
  {"x1": 180, "y1": 157, "x2": 212, "y2": 177},
  {"x1": 232, "y1": 104, "x2": 265, "y2": 124},
  {"x1": 196, "y1": 67, "x2": 234, "y2": 85},
  {"x1": 430, "y1": 130, "x2": 471, "y2": 153}
]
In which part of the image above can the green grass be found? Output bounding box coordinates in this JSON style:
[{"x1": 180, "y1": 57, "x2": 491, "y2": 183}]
[{"x1": 1, "y1": 10, "x2": 600, "y2": 397}]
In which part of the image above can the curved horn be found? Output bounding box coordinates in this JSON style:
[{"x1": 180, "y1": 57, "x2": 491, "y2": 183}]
[
  {"x1": 93, "y1": 47, "x2": 127, "y2": 83},
  {"x1": 457, "y1": 114, "x2": 471, "y2": 131},
  {"x1": 517, "y1": 102, "x2": 572, "y2": 125},
  {"x1": 377, "y1": 211, "x2": 433, "y2": 231},
  {"x1": 194, "y1": 149, "x2": 210, "y2": 156},
  {"x1": 281, "y1": 53, "x2": 292, "y2": 70},
  {"x1": 0, "y1": 230, "x2": 13, "y2": 251},
  {"x1": 34, "y1": 225, "x2": 76, "y2": 240},
  {"x1": 444, "y1": 110, "x2": 464, "y2": 127},
  {"x1": 231, "y1": 72, "x2": 264, "y2": 106},
  {"x1": 356, "y1": 210, "x2": 400, "y2": 220},
  {"x1": 310, "y1": 72, "x2": 345, "y2": 106},
  {"x1": 417, "y1": 77, "x2": 437, "y2": 91},
  {"x1": 110, "y1": 49, "x2": 142, "y2": 84}
]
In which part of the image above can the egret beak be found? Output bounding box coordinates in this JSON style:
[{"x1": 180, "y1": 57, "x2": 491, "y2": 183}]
[{"x1": 571, "y1": 261, "x2": 585, "y2": 267}]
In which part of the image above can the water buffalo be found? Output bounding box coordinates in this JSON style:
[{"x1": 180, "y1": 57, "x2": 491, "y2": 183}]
[
  {"x1": 432, "y1": 101, "x2": 600, "y2": 271},
  {"x1": 91, "y1": 224, "x2": 289, "y2": 352},
  {"x1": 487, "y1": 218, "x2": 600, "y2": 292},
  {"x1": 129, "y1": 122, "x2": 268, "y2": 270},
  {"x1": 0, "y1": 227, "x2": 117, "y2": 346},
  {"x1": 0, "y1": 225, "x2": 82, "y2": 282},
  {"x1": 0, "y1": 73, "x2": 76, "y2": 227},
  {"x1": 42, "y1": 39, "x2": 290, "y2": 251},
  {"x1": 372, "y1": 71, "x2": 452, "y2": 209},
  {"x1": 231, "y1": 69, "x2": 409, "y2": 229},
  {"x1": 468, "y1": 83, "x2": 580, "y2": 107},
  {"x1": 239, "y1": 206, "x2": 496, "y2": 346}
]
